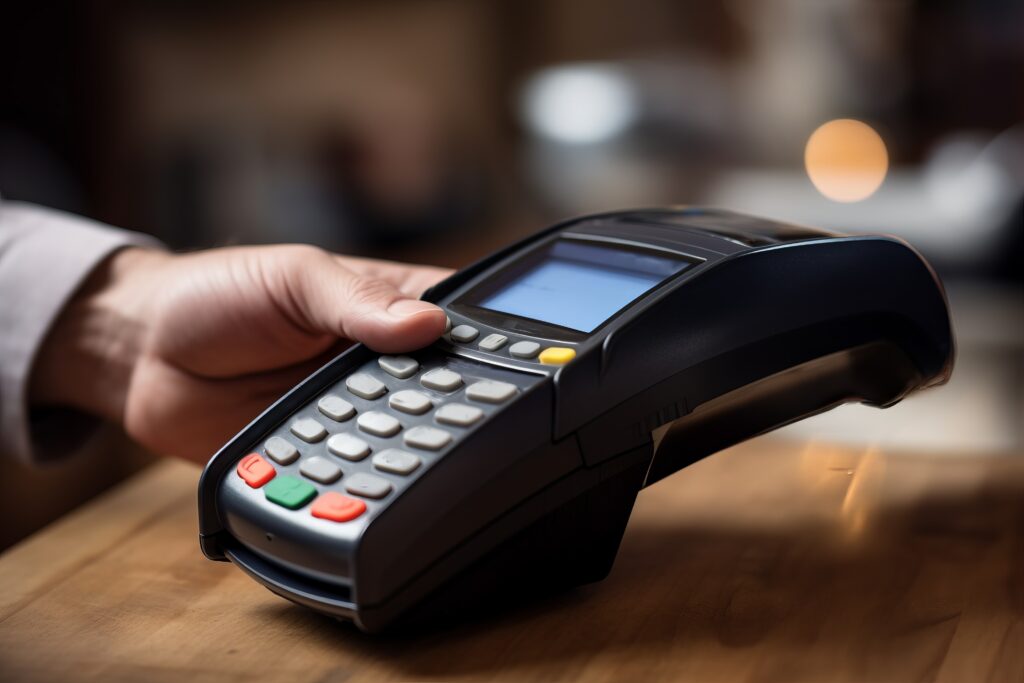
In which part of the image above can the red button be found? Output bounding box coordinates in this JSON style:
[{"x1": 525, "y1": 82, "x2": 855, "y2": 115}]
[
  {"x1": 311, "y1": 492, "x2": 366, "y2": 522},
  {"x1": 236, "y1": 453, "x2": 276, "y2": 488}
]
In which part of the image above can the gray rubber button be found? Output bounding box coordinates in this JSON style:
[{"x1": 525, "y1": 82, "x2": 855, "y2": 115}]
[
  {"x1": 435, "y1": 403, "x2": 484, "y2": 427},
  {"x1": 420, "y1": 368, "x2": 463, "y2": 392},
  {"x1": 478, "y1": 333, "x2": 508, "y2": 351},
  {"x1": 357, "y1": 411, "x2": 401, "y2": 437},
  {"x1": 317, "y1": 394, "x2": 355, "y2": 421},
  {"x1": 346, "y1": 373, "x2": 387, "y2": 400},
  {"x1": 378, "y1": 355, "x2": 419, "y2": 379},
  {"x1": 403, "y1": 425, "x2": 452, "y2": 451},
  {"x1": 389, "y1": 390, "x2": 432, "y2": 415},
  {"x1": 326, "y1": 433, "x2": 371, "y2": 461},
  {"x1": 299, "y1": 455, "x2": 342, "y2": 484},
  {"x1": 450, "y1": 325, "x2": 479, "y2": 343},
  {"x1": 509, "y1": 341, "x2": 540, "y2": 359},
  {"x1": 372, "y1": 449, "x2": 422, "y2": 475},
  {"x1": 466, "y1": 380, "x2": 518, "y2": 404},
  {"x1": 264, "y1": 436, "x2": 299, "y2": 464},
  {"x1": 290, "y1": 417, "x2": 327, "y2": 443},
  {"x1": 345, "y1": 473, "x2": 393, "y2": 499}
]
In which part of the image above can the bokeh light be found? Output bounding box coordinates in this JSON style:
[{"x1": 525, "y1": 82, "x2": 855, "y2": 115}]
[{"x1": 804, "y1": 119, "x2": 889, "y2": 202}]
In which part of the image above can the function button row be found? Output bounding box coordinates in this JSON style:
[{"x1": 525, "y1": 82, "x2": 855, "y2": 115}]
[
  {"x1": 466, "y1": 380, "x2": 518, "y2": 404},
  {"x1": 421, "y1": 368, "x2": 463, "y2": 392},
  {"x1": 327, "y1": 432, "x2": 371, "y2": 461},
  {"x1": 378, "y1": 355, "x2": 419, "y2": 379},
  {"x1": 372, "y1": 448, "x2": 422, "y2": 475},
  {"x1": 389, "y1": 389, "x2": 432, "y2": 415},
  {"x1": 317, "y1": 394, "x2": 355, "y2": 422},
  {"x1": 435, "y1": 403, "x2": 483, "y2": 426},
  {"x1": 346, "y1": 373, "x2": 387, "y2": 400},
  {"x1": 264, "y1": 436, "x2": 298, "y2": 465},
  {"x1": 290, "y1": 417, "x2": 327, "y2": 443},
  {"x1": 404, "y1": 425, "x2": 452, "y2": 451},
  {"x1": 299, "y1": 455, "x2": 342, "y2": 484},
  {"x1": 357, "y1": 411, "x2": 401, "y2": 437}
]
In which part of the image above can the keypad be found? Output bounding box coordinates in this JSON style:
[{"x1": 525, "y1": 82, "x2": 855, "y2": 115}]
[
  {"x1": 357, "y1": 411, "x2": 401, "y2": 437},
  {"x1": 264, "y1": 436, "x2": 298, "y2": 465},
  {"x1": 404, "y1": 425, "x2": 452, "y2": 451},
  {"x1": 346, "y1": 373, "x2": 387, "y2": 400},
  {"x1": 327, "y1": 433, "x2": 371, "y2": 461},
  {"x1": 290, "y1": 418, "x2": 327, "y2": 443},
  {"x1": 299, "y1": 455, "x2": 342, "y2": 484},
  {"x1": 389, "y1": 389, "x2": 432, "y2": 415},
  {"x1": 509, "y1": 341, "x2": 540, "y2": 359},
  {"x1": 450, "y1": 325, "x2": 479, "y2": 343},
  {"x1": 466, "y1": 380, "x2": 518, "y2": 404},
  {"x1": 372, "y1": 449, "x2": 422, "y2": 475},
  {"x1": 317, "y1": 394, "x2": 355, "y2": 422},
  {"x1": 378, "y1": 356, "x2": 419, "y2": 379},
  {"x1": 345, "y1": 472, "x2": 393, "y2": 499},
  {"x1": 421, "y1": 368, "x2": 463, "y2": 392},
  {"x1": 240, "y1": 345, "x2": 534, "y2": 529},
  {"x1": 435, "y1": 403, "x2": 483, "y2": 426}
]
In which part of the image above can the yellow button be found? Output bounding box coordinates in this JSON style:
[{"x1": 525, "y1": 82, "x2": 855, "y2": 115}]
[{"x1": 538, "y1": 347, "x2": 576, "y2": 365}]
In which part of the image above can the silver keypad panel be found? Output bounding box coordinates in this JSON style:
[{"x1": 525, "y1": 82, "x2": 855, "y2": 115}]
[{"x1": 244, "y1": 350, "x2": 537, "y2": 528}]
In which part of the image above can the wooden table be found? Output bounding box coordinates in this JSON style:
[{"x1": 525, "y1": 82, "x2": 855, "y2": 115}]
[{"x1": 2, "y1": 438, "x2": 1022, "y2": 682}]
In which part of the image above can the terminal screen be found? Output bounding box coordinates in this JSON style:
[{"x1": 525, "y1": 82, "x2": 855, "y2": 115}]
[{"x1": 478, "y1": 240, "x2": 691, "y2": 333}]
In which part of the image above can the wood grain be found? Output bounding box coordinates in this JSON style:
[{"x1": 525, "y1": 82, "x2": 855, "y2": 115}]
[{"x1": 1, "y1": 438, "x2": 1022, "y2": 683}]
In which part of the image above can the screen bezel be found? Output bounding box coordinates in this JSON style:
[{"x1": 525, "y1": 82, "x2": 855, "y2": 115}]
[{"x1": 449, "y1": 235, "x2": 701, "y2": 341}]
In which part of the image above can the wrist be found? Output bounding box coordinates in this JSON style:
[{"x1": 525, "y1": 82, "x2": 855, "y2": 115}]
[{"x1": 29, "y1": 247, "x2": 171, "y2": 424}]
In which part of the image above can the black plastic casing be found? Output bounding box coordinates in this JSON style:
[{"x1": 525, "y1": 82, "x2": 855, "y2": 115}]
[{"x1": 198, "y1": 208, "x2": 954, "y2": 632}]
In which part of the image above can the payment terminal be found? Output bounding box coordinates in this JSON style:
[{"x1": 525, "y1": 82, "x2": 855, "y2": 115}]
[{"x1": 198, "y1": 208, "x2": 954, "y2": 632}]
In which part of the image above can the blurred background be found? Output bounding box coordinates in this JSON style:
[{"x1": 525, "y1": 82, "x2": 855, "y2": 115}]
[{"x1": 1, "y1": 0, "x2": 1021, "y2": 546}]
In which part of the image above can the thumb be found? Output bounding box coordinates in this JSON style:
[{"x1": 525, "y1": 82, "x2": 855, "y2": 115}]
[{"x1": 290, "y1": 247, "x2": 447, "y2": 353}]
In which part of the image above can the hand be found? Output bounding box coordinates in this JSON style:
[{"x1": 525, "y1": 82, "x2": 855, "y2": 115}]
[{"x1": 30, "y1": 245, "x2": 453, "y2": 462}]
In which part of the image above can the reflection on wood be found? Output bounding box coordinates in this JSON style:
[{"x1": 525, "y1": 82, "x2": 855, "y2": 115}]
[{"x1": 1, "y1": 438, "x2": 1021, "y2": 682}]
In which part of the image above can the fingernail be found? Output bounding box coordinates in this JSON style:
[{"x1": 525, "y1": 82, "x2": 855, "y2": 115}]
[{"x1": 386, "y1": 299, "x2": 440, "y2": 318}]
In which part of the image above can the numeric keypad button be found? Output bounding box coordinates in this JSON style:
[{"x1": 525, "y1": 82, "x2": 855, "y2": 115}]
[
  {"x1": 467, "y1": 380, "x2": 518, "y2": 404},
  {"x1": 435, "y1": 403, "x2": 484, "y2": 427},
  {"x1": 290, "y1": 418, "x2": 327, "y2": 443},
  {"x1": 317, "y1": 394, "x2": 355, "y2": 421},
  {"x1": 346, "y1": 373, "x2": 387, "y2": 400},
  {"x1": 299, "y1": 456, "x2": 342, "y2": 484},
  {"x1": 357, "y1": 411, "x2": 401, "y2": 437},
  {"x1": 420, "y1": 368, "x2": 463, "y2": 392},
  {"x1": 327, "y1": 433, "x2": 371, "y2": 461},
  {"x1": 403, "y1": 425, "x2": 453, "y2": 451},
  {"x1": 372, "y1": 449, "x2": 422, "y2": 475},
  {"x1": 378, "y1": 356, "x2": 419, "y2": 379},
  {"x1": 264, "y1": 436, "x2": 299, "y2": 464},
  {"x1": 388, "y1": 390, "x2": 433, "y2": 415},
  {"x1": 345, "y1": 473, "x2": 393, "y2": 499}
]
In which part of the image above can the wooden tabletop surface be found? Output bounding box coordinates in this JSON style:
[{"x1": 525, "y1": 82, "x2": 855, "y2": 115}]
[{"x1": 2, "y1": 437, "x2": 1022, "y2": 683}]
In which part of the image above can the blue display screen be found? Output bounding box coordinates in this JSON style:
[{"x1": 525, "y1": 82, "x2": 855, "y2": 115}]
[{"x1": 478, "y1": 241, "x2": 690, "y2": 333}]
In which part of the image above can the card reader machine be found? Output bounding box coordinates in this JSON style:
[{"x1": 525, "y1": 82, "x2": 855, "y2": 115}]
[{"x1": 198, "y1": 208, "x2": 954, "y2": 632}]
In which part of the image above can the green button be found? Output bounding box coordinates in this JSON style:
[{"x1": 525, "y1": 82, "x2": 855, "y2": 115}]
[{"x1": 264, "y1": 475, "x2": 317, "y2": 509}]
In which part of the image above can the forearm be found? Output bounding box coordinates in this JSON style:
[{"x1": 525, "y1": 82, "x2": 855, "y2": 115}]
[{"x1": 30, "y1": 248, "x2": 169, "y2": 426}]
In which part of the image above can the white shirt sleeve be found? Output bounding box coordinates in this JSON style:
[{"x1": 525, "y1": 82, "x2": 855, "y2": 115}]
[{"x1": 0, "y1": 200, "x2": 163, "y2": 464}]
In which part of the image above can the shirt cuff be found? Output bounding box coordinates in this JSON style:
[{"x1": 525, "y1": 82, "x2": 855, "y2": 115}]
[{"x1": 0, "y1": 201, "x2": 164, "y2": 465}]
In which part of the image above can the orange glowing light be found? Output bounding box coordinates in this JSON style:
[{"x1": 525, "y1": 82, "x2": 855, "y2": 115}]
[{"x1": 805, "y1": 119, "x2": 888, "y2": 202}]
